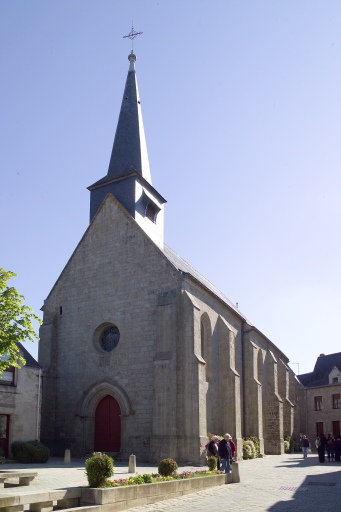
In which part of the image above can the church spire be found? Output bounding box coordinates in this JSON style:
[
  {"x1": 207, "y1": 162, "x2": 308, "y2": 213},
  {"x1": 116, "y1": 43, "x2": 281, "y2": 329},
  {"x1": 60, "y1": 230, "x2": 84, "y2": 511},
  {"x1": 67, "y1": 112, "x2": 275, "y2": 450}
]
[
  {"x1": 107, "y1": 51, "x2": 151, "y2": 183},
  {"x1": 88, "y1": 49, "x2": 166, "y2": 248}
]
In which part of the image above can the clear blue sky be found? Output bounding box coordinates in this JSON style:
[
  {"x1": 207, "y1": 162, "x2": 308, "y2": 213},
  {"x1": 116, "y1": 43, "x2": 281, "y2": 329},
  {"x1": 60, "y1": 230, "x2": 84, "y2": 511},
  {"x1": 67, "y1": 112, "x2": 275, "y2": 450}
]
[{"x1": 1, "y1": 1, "x2": 341, "y2": 375}]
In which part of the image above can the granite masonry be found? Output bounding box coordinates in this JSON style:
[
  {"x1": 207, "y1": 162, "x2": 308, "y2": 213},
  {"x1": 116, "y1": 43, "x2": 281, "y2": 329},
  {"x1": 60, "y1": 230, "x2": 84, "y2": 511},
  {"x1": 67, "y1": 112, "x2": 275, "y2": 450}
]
[{"x1": 38, "y1": 51, "x2": 303, "y2": 463}]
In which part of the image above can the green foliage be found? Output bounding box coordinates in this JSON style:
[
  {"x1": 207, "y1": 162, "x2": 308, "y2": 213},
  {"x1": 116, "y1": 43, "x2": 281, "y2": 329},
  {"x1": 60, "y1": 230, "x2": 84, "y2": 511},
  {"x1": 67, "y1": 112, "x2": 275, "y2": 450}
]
[
  {"x1": 158, "y1": 458, "x2": 178, "y2": 477},
  {"x1": 142, "y1": 474, "x2": 153, "y2": 483},
  {"x1": 243, "y1": 440, "x2": 256, "y2": 459},
  {"x1": 207, "y1": 456, "x2": 217, "y2": 471},
  {"x1": 127, "y1": 475, "x2": 145, "y2": 485},
  {"x1": 0, "y1": 268, "x2": 41, "y2": 374},
  {"x1": 287, "y1": 437, "x2": 301, "y2": 453},
  {"x1": 244, "y1": 436, "x2": 260, "y2": 457},
  {"x1": 11, "y1": 440, "x2": 50, "y2": 463},
  {"x1": 284, "y1": 440, "x2": 290, "y2": 453},
  {"x1": 85, "y1": 452, "x2": 114, "y2": 487}
]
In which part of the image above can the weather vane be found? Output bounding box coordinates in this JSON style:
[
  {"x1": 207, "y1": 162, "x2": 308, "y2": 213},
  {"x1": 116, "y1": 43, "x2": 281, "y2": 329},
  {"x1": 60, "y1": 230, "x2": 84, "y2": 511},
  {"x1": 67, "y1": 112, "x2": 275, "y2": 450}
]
[{"x1": 123, "y1": 24, "x2": 143, "y2": 51}]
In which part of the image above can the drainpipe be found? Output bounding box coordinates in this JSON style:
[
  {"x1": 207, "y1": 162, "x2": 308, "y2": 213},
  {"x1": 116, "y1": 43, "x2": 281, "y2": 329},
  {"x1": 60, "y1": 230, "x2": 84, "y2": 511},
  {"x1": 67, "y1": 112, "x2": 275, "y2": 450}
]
[
  {"x1": 36, "y1": 368, "x2": 42, "y2": 441},
  {"x1": 305, "y1": 387, "x2": 308, "y2": 439}
]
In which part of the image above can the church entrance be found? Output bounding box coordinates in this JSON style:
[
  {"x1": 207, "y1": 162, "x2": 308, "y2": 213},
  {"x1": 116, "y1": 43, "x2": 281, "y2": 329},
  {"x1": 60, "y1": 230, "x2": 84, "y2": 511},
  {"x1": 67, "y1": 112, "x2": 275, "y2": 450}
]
[{"x1": 94, "y1": 395, "x2": 121, "y2": 452}]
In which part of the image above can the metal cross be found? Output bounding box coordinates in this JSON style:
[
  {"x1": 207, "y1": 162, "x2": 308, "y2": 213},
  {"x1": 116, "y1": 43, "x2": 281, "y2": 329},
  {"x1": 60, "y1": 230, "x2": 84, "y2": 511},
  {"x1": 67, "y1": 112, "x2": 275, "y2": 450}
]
[{"x1": 123, "y1": 24, "x2": 143, "y2": 51}]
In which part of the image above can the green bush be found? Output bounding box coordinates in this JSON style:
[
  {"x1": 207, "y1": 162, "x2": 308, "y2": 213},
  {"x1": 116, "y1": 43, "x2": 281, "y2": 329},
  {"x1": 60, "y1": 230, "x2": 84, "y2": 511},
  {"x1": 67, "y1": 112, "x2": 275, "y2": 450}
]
[
  {"x1": 244, "y1": 436, "x2": 260, "y2": 457},
  {"x1": 127, "y1": 475, "x2": 144, "y2": 485},
  {"x1": 11, "y1": 441, "x2": 50, "y2": 463},
  {"x1": 158, "y1": 458, "x2": 178, "y2": 477},
  {"x1": 286, "y1": 436, "x2": 301, "y2": 453},
  {"x1": 207, "y1": 456, "x2": 217, "y2": 471},
  {"x1": 142, "y1": 474, "x2": 153, "y2": 483},
  {"x1": 85, "y1": 452, "x2": 114, "y2": 488},
  {"x1": 284, "y1": 440, "x2": 290, "y2": 453},
  {"x1": 243, "y1": 440, "x2": 256, "y2": 460}
]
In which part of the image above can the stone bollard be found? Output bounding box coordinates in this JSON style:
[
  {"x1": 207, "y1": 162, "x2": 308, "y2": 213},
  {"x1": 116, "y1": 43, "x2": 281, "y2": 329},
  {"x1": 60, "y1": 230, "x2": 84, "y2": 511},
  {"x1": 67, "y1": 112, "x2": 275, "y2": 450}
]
[
  {"x1": 128, "y1": 454, "x2": 136, "y2": 473},
  {"x1": 231, "y1": 461, "x2": 240, "y2": 483},
  {"x1": 64, "y1": 448, "x2": 71, "y2": 464}
]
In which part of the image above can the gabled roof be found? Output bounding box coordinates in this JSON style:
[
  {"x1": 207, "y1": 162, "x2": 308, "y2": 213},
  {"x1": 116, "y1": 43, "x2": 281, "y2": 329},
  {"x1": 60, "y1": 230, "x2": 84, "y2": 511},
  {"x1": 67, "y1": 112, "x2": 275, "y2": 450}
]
[
  {"x1": 162, "y1": 244, "x2": 290, "y2": 362},
  {"x1": 18, "y1": 343, "x2": 41, "y2": 369},
  {"x1": 162, "y1": 244, "x2": 250, "y2": 322},
  {"x1": 297, "y1": 352, "x2": 341, "y2": 387}
]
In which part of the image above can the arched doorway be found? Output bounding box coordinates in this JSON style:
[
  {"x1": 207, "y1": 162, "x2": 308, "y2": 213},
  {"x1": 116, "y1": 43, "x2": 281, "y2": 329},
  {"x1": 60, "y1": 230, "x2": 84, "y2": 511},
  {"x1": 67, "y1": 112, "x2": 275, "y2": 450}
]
[{"x1": 94, "y1": 395, "x2": 121, "y2": 452}]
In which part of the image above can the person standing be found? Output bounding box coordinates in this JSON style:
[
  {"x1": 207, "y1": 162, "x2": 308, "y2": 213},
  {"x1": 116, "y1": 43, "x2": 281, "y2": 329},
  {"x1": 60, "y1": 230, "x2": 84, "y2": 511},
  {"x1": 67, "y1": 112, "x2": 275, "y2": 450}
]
[
  {"x1": 218, "y1": 433, "x2": 232, "y2": 474},
  {"x1": 334, "y1": 436, "x2": 341, "y2": 462},
  {"x1": 226, "y1": 434, "x2": 236, "y2": 461},
  {"x1": 301, "y1": 435, "x2": 310, "y2": 458},
  {"x1": 326, "y1": 434, "x2": 335, "y2": 462},
  {"x1": 317, "y1": 434, "x2": 327, "y2": 463},
  {"x1": 206, "y1": 435, "x2": 220, "y2": 470}
]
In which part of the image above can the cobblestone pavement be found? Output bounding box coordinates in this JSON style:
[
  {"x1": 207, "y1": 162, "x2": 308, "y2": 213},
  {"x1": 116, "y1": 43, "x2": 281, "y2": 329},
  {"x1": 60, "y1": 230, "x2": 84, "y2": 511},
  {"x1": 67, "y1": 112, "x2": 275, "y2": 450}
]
[{"x1": 2, "y1": 454, "x2": 341, "y2": 511}]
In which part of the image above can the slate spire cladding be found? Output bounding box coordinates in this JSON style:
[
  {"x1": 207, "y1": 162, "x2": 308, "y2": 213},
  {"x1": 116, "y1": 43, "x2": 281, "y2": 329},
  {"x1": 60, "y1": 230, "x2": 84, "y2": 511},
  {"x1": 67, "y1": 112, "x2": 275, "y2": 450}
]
[
  {"x1": 107, "y1": 51, "x2": 152, "y2": 183},
  {"x1": 88, "y1": 52, "x2": 166, "y2": 248}
]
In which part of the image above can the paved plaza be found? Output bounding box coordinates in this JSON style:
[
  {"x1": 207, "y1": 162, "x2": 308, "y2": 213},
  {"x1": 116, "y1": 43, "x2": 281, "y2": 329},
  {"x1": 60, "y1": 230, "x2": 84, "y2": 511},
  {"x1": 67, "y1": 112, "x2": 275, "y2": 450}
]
[{"x1": 2, "y1": 453, "x2": 341, "y2": 511}]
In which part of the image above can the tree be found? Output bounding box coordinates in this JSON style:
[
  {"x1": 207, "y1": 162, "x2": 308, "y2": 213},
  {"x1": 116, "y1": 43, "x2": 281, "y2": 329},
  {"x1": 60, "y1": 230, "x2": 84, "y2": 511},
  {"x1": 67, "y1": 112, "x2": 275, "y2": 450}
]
[{"x1": 0, "y1": 268, "x2": 41, "y2": 373}]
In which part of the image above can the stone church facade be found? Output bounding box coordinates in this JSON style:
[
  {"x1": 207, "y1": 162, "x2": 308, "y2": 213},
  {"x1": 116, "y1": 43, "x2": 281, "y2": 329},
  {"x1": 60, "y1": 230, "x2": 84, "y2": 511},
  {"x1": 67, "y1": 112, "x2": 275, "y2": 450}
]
[{"x1": 39, "y1": 51, "x2": 302, "y2": 463}]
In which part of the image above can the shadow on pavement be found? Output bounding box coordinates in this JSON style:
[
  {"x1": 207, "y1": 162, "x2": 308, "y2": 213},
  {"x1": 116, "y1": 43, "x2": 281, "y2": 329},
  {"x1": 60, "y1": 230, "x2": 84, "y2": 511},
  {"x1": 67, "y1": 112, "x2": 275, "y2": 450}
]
[{"x1": 267, "y1": 469, "x2": 341, "y2": 511}]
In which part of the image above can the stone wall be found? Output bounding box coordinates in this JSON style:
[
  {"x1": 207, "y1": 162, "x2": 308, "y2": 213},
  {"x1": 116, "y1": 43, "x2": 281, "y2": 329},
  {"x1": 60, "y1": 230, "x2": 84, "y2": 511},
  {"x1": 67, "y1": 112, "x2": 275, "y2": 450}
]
[{"x1": 0, "y1": 365, "x2": 41, "y2": 455}]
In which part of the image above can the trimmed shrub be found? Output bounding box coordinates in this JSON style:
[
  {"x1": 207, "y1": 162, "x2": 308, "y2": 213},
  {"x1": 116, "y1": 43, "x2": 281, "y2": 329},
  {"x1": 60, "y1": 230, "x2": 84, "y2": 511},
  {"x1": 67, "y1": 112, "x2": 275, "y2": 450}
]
[
  {"x1": 85, "y1": 452, "x2": 114, "y2": 488},
  {"x1": 284, "y1": 440, "x2": 290, "y2": 453},
  {"x1": 158, "y1": 458, "x2": 178, "y2": 477},
  {"x1": 243, "y1": 436, "x2": 260, "y2": 457},
  {"x1": 243, "y1": 440, "x2": 256, "y2": 460},
  {"x1": 11, "y1": 441, "x2": 50, "y2": 463},
  {"x1": 207, "y1": 456, "x2": 217, "y2": 471}
]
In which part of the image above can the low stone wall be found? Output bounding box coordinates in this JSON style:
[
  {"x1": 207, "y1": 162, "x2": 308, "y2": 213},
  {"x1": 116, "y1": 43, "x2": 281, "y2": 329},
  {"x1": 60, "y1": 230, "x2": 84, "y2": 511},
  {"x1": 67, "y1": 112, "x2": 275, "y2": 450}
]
[{"x1": 81, "y1": 467, "x2": 240, "y2": 512}]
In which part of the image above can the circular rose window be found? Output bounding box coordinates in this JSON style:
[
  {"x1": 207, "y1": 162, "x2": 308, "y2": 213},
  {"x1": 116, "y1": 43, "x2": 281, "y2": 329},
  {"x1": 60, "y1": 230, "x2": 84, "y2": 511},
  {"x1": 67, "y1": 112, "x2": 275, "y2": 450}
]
[{"x1": 100, "y1": 326, "x2": 120, "y2": 352}]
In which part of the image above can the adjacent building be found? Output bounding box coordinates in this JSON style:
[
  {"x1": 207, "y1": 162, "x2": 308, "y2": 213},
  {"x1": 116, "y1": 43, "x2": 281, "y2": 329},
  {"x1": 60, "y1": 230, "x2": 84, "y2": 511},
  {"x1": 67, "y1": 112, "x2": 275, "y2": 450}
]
[
  {"x1": 0, "y1": 344, "x2": 42, "y2": 457},
  {"x1": 38, "y1": 51, "x2": 301, "y2": 463},
  {"x1": 297, "y1": 353, "x2": 341, "y2": 446}
]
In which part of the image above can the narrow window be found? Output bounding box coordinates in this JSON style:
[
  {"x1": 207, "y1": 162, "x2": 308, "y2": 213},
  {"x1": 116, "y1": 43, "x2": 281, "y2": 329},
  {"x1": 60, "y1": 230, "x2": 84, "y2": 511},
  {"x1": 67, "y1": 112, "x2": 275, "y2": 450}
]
[
  {"x1": 0, "y1": 367, "x2": 15, "y2": 386},
  {"x1": 332, "y1": 393, "x2": 340, "y2": 409},
  {"x1": 333, "y1": 377, "x2": 338, "y2": 384},
  {"x1": 60, "y1": 306, "x2": 63, "y2": 315},
  {"x1": 314, "y1": 396, "x2": 322, "y2": 411}
]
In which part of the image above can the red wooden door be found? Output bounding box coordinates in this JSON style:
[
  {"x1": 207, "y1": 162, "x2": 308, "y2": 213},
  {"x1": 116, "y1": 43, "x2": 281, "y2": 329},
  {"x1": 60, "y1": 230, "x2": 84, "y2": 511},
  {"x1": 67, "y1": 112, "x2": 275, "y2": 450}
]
[{"x1": 94, "y1": 395, "x2": 121, "y2": 452}]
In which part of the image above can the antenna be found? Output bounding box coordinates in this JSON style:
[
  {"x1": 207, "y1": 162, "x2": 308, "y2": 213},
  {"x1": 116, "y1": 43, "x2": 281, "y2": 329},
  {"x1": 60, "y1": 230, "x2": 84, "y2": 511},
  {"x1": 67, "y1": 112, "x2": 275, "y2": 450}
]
[{"x1": 123, "y1": 23, "x2": 143, "y2": 51}]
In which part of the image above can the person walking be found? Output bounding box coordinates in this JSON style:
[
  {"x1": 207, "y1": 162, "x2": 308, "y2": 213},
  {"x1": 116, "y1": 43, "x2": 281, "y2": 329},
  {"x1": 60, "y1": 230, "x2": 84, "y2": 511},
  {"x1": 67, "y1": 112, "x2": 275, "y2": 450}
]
[
  {"x1": 218, "y1": 433, "x2": 232, "y2": 474},
  {"x1": 301, "y1": 435, "x2": 310, "y2": 458}
]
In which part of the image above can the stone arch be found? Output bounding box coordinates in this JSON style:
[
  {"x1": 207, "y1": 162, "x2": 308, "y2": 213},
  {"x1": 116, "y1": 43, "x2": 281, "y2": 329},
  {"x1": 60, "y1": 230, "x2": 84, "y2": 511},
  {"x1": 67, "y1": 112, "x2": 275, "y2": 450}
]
[
  {"x1": 76, "y1": 380, "x2": 133, "y2": 455},
  {"x1": 200, "y1": 312, "x2": 212, "y2": 382}
]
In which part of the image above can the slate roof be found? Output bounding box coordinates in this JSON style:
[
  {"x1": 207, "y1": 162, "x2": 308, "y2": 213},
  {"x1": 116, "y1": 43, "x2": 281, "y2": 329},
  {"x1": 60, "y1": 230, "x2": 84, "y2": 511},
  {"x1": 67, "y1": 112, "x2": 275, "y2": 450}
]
[
  {"x1": 163, "y1": 244, "x2": 251, "y2": 324},
  {"x1": 297, "y1": 352, "x2": 341, "y2": 387},
  {"x1": 106, "y1": 52, "x2": 152, "y2": 184},
  {"x1": 18, "y1": 343, "x2": 41, "y2": 369}
]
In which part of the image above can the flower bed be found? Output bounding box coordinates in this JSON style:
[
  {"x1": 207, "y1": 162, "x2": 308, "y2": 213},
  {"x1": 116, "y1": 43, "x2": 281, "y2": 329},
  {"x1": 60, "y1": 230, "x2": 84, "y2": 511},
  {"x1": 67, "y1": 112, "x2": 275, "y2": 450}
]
[
  {"x1": 81, "y1": 471, "x2": 237, "y2": 512},
  {"x1": 105, "y1": 470, "x2": 219, "y2": 487}
]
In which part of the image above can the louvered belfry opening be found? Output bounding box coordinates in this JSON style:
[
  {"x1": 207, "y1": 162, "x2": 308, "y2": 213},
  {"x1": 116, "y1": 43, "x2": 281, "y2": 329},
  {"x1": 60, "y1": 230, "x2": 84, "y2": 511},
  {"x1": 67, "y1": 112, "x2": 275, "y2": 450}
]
[{"x1": 145, "y1": 202, "x2": 158, "y2": 222}]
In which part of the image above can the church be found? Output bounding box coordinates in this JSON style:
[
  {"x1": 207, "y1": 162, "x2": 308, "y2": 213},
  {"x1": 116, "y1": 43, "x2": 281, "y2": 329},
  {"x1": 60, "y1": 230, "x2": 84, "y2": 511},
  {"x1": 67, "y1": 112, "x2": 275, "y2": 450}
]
[{"x1": 38, "y1": 50, "x2": 303, "y2": 463}]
